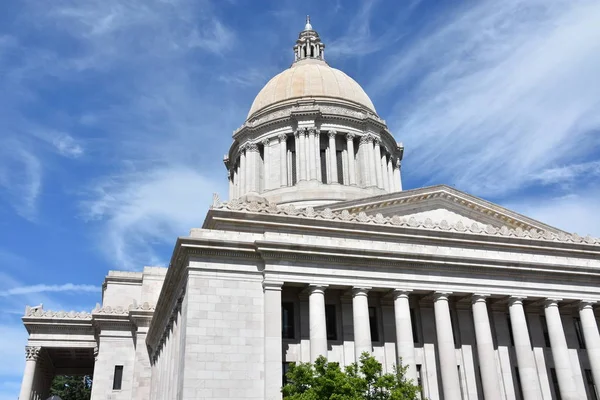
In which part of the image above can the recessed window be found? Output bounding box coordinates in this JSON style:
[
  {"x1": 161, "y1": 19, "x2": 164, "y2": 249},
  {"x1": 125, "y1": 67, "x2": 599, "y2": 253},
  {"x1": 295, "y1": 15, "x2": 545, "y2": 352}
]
[
  {"x1": 550, "y1": 368, "x2": 562, "y2": 400},
  {"x1": 540, "y1": 316, "x2": 551, "y2": 347},
  {"x1": 514, "y1": 368, "x2": 523, "y2": 400},
  {"x1": 507, "y1": 315, "x2": 515, "y2": 346},
  {"x1": 282, "y1": 302, "x2": 295, "y2": 339},
  {"x1": 113, "y1": 365, "x2": 123, "y2": 390},
  {"x1": 369, "y1": 307, "x2": 379, "y2": 342},
  {"x1": 410, "y1": 308, "x2": 419, "y2": 343},
  {"x1": 282, "y1": 362, "x2": 291, "y2": 386},
  {"x1": 574, "y1": 317, "x2": 586, "y2": 349},
  {"x1": 585, "y1": 369, "x2": 599, "y2": 400},
  {"x1": 325, "y1": 304, "x2": 337, "y2": 340}
]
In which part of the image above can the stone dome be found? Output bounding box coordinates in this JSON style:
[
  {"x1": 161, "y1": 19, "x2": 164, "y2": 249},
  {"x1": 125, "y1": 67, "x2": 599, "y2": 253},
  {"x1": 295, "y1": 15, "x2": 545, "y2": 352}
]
[
  {"x1": 225, "y1": 17, "x2": 404, "y2": 208},
  {"x1": 247, "y1": 59, "x2": 377, "y2": 119}
]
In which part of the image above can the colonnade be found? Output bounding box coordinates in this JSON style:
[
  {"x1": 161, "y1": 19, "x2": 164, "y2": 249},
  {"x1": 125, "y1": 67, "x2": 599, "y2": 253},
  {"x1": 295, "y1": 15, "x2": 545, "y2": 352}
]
[
  {"x1": 263, "y1": 284, "x2": 600, "y2": 400},
  {"x1": 229, "y1": 129, "x2": 401, "y2": 199}
]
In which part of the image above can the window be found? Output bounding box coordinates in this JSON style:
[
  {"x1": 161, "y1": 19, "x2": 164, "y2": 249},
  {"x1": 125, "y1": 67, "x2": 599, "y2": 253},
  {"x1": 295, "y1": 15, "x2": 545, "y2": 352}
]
[
  {"x1": 336, "y1": 151, "x2": 344, "y2": 184},
  {"x1": 586, "y1": 369, "x2": 599, "y2": 400},
  {"x1": 574, "y1": 317, "x2": 586, "y2": 349},
  {"x1": 507, "y1": 315, "x2": 515, "y2": 346},
  {"x1": 325, "y1": 304, "x2": 337, "y2": 340},
  {"x1": 291, "y1": 151, "x2": 297, "y2": 185},
  {"x1": 282, "y1": 362, "x2": 291, "y2": 387},
  {"x1": 514, "y1": 368, "x2": 523, "y2": 400},
  {"x1": 410, "y1": 308, "x2": 419, "y2": 343},
  {"x1": 282, "y1": 302, "x2": 295, "y2": 339},
  {"x1": 417, "y1": 365, "x2": 424, "y2": 398},
  {"x1": 540, "y1": 316, "x2": 551, "y2": 347},
  {"x1": 369, "y1": 307, "x2": 379, "y2": 342},
  {"x1": 550, "y1": 368, "x2": 562, "y2": 400},
  {"x1": 113, "y1": 365, "x2": 123, "y2": 390},
  {"x1": 320, "y1": 149, "x2": 327, "y2": 183},
  {"x1": 458, "y1": 366, "x2": 465, "y2": 400}
]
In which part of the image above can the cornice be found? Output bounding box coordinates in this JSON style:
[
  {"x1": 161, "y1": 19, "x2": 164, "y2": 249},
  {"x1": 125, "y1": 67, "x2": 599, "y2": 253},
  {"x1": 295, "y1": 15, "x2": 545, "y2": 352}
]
[
  {"x1": 318, "y1": 186, "x2": 561, "y2": 233},
  {"x1": 210, "y1": 198, "x2": 600, "y2": 248}
]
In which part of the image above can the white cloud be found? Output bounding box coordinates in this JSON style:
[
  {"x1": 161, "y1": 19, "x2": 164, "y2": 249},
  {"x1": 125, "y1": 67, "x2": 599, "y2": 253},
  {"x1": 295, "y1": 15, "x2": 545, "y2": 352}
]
[
  {"x1": 528, "y1": 161, "x2": 600, "y2": 186},
  {"x1": 83, "y1": 166, "x2": 225, "y2": 269},
  {"x1": 368, "y1": 0, "x2": 600, "y2": 197},
  {"x1": 0, "y1": 145, "x2": 41, "y2": 220},
  {"x1": 0, "y1": 283, "x2": 99, "y2": 297},
  {"x1": 506, "y1": 188, "x2": 600, "y2": 237}
]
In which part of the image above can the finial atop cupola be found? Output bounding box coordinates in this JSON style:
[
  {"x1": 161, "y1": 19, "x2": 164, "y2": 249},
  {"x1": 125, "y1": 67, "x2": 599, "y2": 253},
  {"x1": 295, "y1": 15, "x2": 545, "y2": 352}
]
[
  {"x1": 304, "y1": 15, "x2": 312, "y2": 31},
  {"x1": 294, "y1": 16, "x2": 325, "y2": 63}
]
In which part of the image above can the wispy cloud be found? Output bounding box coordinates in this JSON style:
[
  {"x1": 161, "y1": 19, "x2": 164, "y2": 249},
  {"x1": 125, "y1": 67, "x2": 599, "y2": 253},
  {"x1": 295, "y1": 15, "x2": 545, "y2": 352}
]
[
  {"x1": 368, "y1": 0, "x2": 600, "y2": 196},
  {"x1": 0, "y1": 283, "x2": 99, "y2": 297},
  {"x1": 82, "y1": 166, "x2": 225, "y2": 269},
  {"x1": 506, "y1": 188, "x2": 600, "y2": 236},
  {"x1": 528, "y1": 161, "x2": 600, "y2": 186},
  {"x1": 0, "y1": 145, "x2": 41, "y2": 220}
]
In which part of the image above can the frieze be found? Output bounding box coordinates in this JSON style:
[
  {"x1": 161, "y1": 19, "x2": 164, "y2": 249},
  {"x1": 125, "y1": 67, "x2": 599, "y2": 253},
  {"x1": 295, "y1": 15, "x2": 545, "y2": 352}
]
[
  {"x1": 235, "y1": 105, "x2": 386, "y2": 136},
  {"x1": 211, "y1": 199, "x2": 600, "y2": 246},
  {"x1": 24, "y1": 306, "x2": 92, "y2": 319}
]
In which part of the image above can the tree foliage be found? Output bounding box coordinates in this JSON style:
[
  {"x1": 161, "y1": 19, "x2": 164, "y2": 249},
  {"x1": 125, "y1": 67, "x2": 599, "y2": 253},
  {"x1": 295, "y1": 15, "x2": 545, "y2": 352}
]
[
  {"x1": 49, "y1": 375, "x2": 92, "y2": 400},
  {"x1": 282, "y1": 353, "x2": 423, "y2": 400}
]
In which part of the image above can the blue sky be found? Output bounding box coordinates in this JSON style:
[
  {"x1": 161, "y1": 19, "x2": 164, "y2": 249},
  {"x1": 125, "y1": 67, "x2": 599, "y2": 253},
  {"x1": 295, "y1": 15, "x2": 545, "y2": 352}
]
[{"x1": 1, "y1": 0, "x2": 600, "y2": 396}]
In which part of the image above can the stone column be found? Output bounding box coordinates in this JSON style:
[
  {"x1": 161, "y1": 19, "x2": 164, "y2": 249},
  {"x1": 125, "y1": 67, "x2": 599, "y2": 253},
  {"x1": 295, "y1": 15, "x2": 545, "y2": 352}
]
[
  {"x1": 299, "y1": 129, "x2": 307, "y2": 181},
  {"x1": 294, "y1": 130, "x2": 300, "y2": 184},
  {"x1": 387, "y1": 157, "x2": 394, "y2": 192},
  {"x1": 232, "y1": 168, "x2": 238, "y2": 199},
  {"x1": 278, "y1": 134, "x2": 288, "y2": 187},
  {"x1": 246, "y1": 143, "x2": 259, "y2": 193},
  {"x1": 544, "y1": 299, "x2": 578, "y2": 399},
  {"x1": 228, "y1": 170, "x2": 234, "y2": 200},
  {"x1": 328, "y1": 131, "x2": 338, "y2": 183},
  {"x1": 579, "y1": 301, "x2": 600, "y2": 393},
  {"x1": 315, "y1": 129, "x2": 322, "y2": 182},
  {"x1": 433, "y1": 292, "x2": 462, "y2": 399},
  {"x1": 352, "y1": 287, "x2": 372, "y2": 359},
  {"x1": 264, "y1": 281, "x2": 283, "y2": 400},
  {"x1": 358, "y1": 136, "x2": 371, "y2": 187},
  {"x1": 19, "y1": 346, "x2": 41, "y2": 400},
  {"x1": 346, "y1": 133, "x2": 356, "y2": 186},
  {"x1": 308, "y1": 128, "x2": 316, "y2": 180},
  {"x1": 509, "y1": 297, "x2": 543, "y2": 400},
  {"x1": 239, "y1": 148, "x2": 246, "y2": 196},
  {"x1": 393, "y1": 290, "x2": 417, "y2": 383},
  {"x1": 393, "y1": 158, "x2": 402, "y2": 191},
  {"x1": 308, "y1": 284, "x2": 328, "y2": 362},
  {"x1": 262, "y1": 138, "x2": 270, "y2": 191},
  {"x1": 381, "y1": 153, "x2": 389, "y2": 191},
  {"x1": 373, "y1": 139, "x2": 384, "y2": 189},
  {"x1": 471, "y1": 294, "x2": 502, "y2": 400}
]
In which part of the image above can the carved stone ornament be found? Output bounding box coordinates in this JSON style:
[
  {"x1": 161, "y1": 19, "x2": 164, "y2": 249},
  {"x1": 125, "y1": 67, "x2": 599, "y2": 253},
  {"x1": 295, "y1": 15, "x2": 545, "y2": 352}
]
[
  {"x1": 25, "y1": 346, "x2": 42, "y2": 361},
  {"x1": 346, "y1": 132, "x2": 355, "y2": 140},
  {"x1": 209, "y1": 199, "x2": 600, "y2": 245},
  {"x1": 261, "y1": 138, "x2": 270, "y2": 146},
  {"x1": 359, "y1": 135, "x2": 372, "y2": 144},
  {"x1": 328, "y1": 130, "x2": 337, "y2": 138},
  {"x1": 246, "y1": 142, "x2": 259, "y2": 152},
  {"x1": 278, "y1": 133, "x2": 287, "y2": 142}
]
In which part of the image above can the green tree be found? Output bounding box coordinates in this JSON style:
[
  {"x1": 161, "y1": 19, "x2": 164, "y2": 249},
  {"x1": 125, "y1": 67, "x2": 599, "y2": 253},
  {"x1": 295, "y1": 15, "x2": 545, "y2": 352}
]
[
  {"x1": 282, "y1": 353, "x2": 423, "y2": 400},
  {"x1": 49, "y1": 375, "x2": 92, "y2": 400}
]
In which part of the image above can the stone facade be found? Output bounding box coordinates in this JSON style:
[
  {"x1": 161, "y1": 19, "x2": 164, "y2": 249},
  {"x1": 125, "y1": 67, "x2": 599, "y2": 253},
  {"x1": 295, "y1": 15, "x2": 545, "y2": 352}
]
[{"x1": 17, "y1": 18, "x2": 600, "y2": 400}]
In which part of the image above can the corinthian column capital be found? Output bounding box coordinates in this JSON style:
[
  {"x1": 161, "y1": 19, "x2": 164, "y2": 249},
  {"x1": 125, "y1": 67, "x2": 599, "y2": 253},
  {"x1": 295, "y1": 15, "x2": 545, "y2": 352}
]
[
  {"x1": 25, "y1": 346, "x2": 42, "y2": 361},
  {"x1": 278, "y1": 133, "x2": 287, "y2": 142},
  {"x1": 328, "y1": 130, "x2": 337, "y2": 138}
]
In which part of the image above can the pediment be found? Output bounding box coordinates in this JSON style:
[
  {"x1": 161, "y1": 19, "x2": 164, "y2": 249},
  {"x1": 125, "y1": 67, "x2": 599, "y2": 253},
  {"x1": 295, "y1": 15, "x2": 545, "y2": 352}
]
[{"x1": 321, "y1": 185, "x2": 564, "y2": 233}]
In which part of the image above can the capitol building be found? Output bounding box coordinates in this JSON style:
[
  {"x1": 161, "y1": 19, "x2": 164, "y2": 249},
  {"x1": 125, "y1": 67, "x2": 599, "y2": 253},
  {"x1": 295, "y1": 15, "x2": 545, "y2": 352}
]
[{"x1": 18, "y1": 18, "x2": 600, "y2": 400}]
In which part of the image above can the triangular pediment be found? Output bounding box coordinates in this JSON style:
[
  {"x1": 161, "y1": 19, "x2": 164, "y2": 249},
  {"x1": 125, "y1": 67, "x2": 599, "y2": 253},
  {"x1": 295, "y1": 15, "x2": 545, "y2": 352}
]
[{"x1": 319, "y1": 185, "x2": 564, "y2": 233}]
